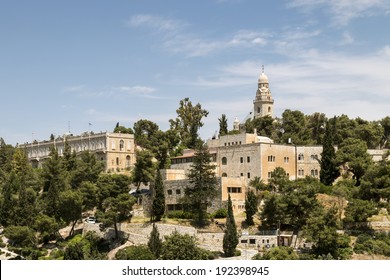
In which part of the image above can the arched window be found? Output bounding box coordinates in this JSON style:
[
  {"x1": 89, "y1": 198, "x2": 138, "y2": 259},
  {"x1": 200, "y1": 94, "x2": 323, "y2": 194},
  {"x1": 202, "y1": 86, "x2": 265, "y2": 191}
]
[
  {"x1": 221, "y1": 157, "x2": 227, "y2": 165},
  {"x1": 268, "y1": 106, "x2": 271, "y2": 113},
  {"x1": 126, "y1": 155, "x2": 131, "y2": 168},
  {"x1": 119, "y1": 140, "x2": 124, "y2": 151},
  {"x1": 298, "y1": 154, "x2": 304, "y2": 161},
  {"x1": 222, "y1": 172, "x2": 227, "y2": 177}
]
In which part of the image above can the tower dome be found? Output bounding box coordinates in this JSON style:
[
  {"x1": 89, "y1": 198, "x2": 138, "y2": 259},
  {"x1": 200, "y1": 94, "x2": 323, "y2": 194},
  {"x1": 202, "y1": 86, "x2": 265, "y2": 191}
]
[
  {"x1": 258, "y1": 65, "x2": 269, "y2": 84},
  {"x1": 258, "y1": 72, "x2": 269, "y2": 83}
]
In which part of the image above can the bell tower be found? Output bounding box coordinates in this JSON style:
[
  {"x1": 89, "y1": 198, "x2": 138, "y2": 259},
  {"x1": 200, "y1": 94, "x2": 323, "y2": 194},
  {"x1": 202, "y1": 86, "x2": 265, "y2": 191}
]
[{"x1": 253, "y1": 65, "x2": 274, "y2": 119}]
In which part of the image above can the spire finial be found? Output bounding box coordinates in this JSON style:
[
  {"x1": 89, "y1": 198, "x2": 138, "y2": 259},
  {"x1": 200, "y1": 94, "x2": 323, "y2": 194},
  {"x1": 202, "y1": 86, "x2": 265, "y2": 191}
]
[{"x1": 262, "y1": 64, "x2": 264, "y2": 73}]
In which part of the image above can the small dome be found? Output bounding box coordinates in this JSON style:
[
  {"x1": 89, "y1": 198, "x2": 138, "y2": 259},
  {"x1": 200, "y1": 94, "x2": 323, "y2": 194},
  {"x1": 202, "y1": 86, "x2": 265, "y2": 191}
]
[{"x1": 258, "y1": 72, "x2": 269, "y2": 83}]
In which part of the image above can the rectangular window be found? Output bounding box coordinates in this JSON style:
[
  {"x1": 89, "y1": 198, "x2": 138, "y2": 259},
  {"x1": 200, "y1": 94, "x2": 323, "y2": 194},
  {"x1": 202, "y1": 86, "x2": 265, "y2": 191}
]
[
  {"x1": 228, "y1": 187, "x2": 242, "y2": 193},
  {"x1": 247, "y1": 156, "x2": 250, "y2": 163},
  {"x1": 176, "y1": 189, "x2": 181, "y2": 195},
  {"x1": 240, "y1": 157, "x2": 243, "y2": 163},
  {"x1": 111, "y1": 140, "x2": 116, "y2": 150},
  {"x1": 247, "y1": 172, "x2": 251, "y2": 179},
  {"x1": 167, "y1": 190, "x2": 173, "y2": 195},
  {"x1": 284, "y1": 157, "x2": 289, "y2": 163},
  {"x1": 249, "y1": 239, "x2": 256, "y2": 244},
  {"x1": 240, "y1": 173, "x2": 244, "y2": 177},
  {"x1": 268, "y1": 172, "x2": 272, "y2": 179},
  {"x1": 268, "y1": 155, "x2": 275, "y2": 162}
]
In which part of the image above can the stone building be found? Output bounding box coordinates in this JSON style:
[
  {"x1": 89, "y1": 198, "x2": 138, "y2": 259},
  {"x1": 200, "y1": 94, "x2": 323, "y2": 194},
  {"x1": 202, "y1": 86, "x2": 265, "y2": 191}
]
[
  {"x1": 163, "y1": 131, "x2": 324, "y2": 214},
  {"x1": 19, "y1": 132, "x2": 135, "y2": 173}
]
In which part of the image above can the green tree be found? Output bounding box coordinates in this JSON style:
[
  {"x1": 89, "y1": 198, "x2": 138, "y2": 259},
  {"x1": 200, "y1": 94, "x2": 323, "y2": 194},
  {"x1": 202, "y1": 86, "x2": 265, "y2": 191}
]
[
  {"x1": 133, "y1": 119, "x2": 160, "y2": 149},
  {"x1": 0, "y1": 171, "x2": 18, "y2": 226},
  {"x1": 58, "y1": 190, "x2": 83, "y2": 237},
  {"x1": 223, "y1": 194, "x2": 239, "y2": 257},
  {"x1": 354, "y1": 118, "x2": 384, "y2": 149},
  {"x1": 320, "y1": 118, "x2": 340, "y2": 186},
  {"x1": 98, "y1": 193, "x2": 136, "y2": 239},
  {"x1": 64, "y1": 232, "x2": 108, "y2": 260},
  {"x1": 160, "y1": 230, "x2": 209, "y2": 260},
  {"x1": 260, "y1": 193, "x2": 286, "y2": 228},
  {"x1": 132, "y1": 150, "x2": 155, "y2": 190},
  {"x1": 41, "y1": 147, "x2": 67, "y2": 217},
  {"x1": 114, "y1": 122, "x2": 134, "y2": 134},
  {"x1": 148, "y1": 223, "x2": 162, "y2": 259},
  {"x1": 343, "y1": 199, "x2": 378, "y2": 224},
  {"x1": 0, "y1": 138, "x2": 15, "y2": 174},
  {"x1": 303, "y1": 207, "x2": 342, "y2": 259},
  {"x1": 218, "y1": 114, "x2": 228, "y2": 137},
  {"x1": 336, "y1": 138, "x2": 372, "y2": 186},
  {"x1": 245, "y1": 189, "x2": 258, "y2": 226},
  {"x1": 359, "y1": 155, "x2": 390, "y2": 202},
  {"x1": 380, "y1": 116, "x2": 390, "y2": 148},
  {"x1": 306, "y1": 112, "x2": 327, "y2": 145},
  {"x1": 268, "y1": 167, "x2": 290, "y2": 193},
  {"x1": 245, "y1": 115, "x2": 275, "y2": 139},
  {"x1": 151, "y1": 171, "x2": 165, "y2": 222},
  {"x1": 70, "y1": 150, "x2": 104, "y2": 188},
  {"x1": 62, "y1": 140, "x2": 77, "y2": 172},
  {"x1": 183, "y1": 143, "x2": 218, "y2": 226},
  {"x1": 169, "y1": 97, "x2": 209, "y2": 149},
  {"x1": 280, "y1": 109, "x2": 310, "y2": 145},
  {"x1": 34, "y1": 214, "x2": 60, "y2": 243},
  {"x1": 4, "y1": 225, "x2": 37, "y2": 248},
  {"x1": 115, "y1": 245, "x2": 155, "y2": 260}
]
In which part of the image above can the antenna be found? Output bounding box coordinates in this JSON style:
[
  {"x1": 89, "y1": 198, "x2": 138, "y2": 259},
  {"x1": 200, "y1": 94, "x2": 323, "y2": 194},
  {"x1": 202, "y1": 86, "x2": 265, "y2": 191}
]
[{"x1": 262, "y1": 64, "x2": 265, "y2": 73}]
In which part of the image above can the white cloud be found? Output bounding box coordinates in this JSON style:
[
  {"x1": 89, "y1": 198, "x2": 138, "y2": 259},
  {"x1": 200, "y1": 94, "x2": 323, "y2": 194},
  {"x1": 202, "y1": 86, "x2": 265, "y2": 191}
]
[
  {"x1": 379, "y1": 45, "x2": 390, "y2": 57},
  {"x1": 63, "y1": 85, "x2": 159, "y2": 99},
  {"x1": 184, "y1": 50, "x2": 390, "y2": 123},
  {"x1": 127, "y1": 14, "x2": 270, "y2": 57},
  {"x1": 126, "y1": 14, "x2": 184, "y2": 32},
  {"x1": 288, "y1": 0, "x2": 390, "y2": 26}
]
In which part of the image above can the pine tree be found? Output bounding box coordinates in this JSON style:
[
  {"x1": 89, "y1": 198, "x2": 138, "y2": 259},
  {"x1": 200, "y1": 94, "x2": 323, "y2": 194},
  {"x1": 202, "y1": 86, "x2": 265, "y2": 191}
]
[
  {"x1": 148, "y1": 223, "x2": 162, "y2": 259},
  {"x1": 320, "y1": 118, "x2": 340, "y2": 186},
  {"x1": 245, "y1": 189, "x2": 258, "y2": 226},
  {"x1": 223, "y1": 194, "x2": 238, "y2": 257},
  {"x1": 184, "y1": 143, "x2": 218, "y2": 227},
  {"x1": 151, "y1": 170, "x2": 165, "y2": 222},
  {"x1": 42, "y1": 147, "x2": 67, "y2": 217},
  {"x1": 218, "y1": 114, "x2": 228, "y2": 136}
]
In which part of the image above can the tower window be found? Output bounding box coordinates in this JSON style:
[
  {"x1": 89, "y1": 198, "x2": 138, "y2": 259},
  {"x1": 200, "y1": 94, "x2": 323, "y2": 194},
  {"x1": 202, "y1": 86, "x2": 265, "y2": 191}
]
[
  {"x1": 222, "y1": 157, "x2": 227, "y2": 165},
  {"x1": 258, "y1": 107, "x2": 261, "y2": 113}
]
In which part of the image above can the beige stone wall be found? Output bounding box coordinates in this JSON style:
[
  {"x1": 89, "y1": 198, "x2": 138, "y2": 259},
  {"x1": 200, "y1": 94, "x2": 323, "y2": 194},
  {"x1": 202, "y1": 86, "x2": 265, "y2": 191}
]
[
  {"x1": 207, "y1": 133, "x2": 258, "y2": 148},
  {"x1": 296, "y1": 146, "x2": 322, "y2": 179},
  {"x1": 221, "y1": 177, "x2": 247, "y2": 213},
  {"x1": 217, "y1": 143, "x2": 262, "y2": 180},
  {"x1": 105, "y1": 133, "x2": 135, "y2": 173},
  {"x1": 260, "y1": 143, "x2": 296, "y2": 181}
]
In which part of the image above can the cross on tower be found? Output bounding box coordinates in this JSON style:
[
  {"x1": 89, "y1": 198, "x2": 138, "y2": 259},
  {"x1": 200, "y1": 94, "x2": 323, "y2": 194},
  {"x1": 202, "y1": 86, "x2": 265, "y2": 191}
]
[{"x1": 262, "y1": 65, "x2": 264, "y2": 73}]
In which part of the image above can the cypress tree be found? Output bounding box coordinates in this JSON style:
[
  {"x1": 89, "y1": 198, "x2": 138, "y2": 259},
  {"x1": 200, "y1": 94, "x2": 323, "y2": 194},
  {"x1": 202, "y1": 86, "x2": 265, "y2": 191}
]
[
  {"x1": 148, "y1": 223, "x2": 162, "y2": 259},
  {"x1": 320, "y1": 118, "x2": 340, "y2": 186},
  {"x1": 245, "y1": 189, "x2": 258, "y2": 226},
  {"x1": 151, "y1": 170, "x2": 165, "y2": 222},
  {"x1": 223, "y1": 194, "x2": 239, "y2": 257}
]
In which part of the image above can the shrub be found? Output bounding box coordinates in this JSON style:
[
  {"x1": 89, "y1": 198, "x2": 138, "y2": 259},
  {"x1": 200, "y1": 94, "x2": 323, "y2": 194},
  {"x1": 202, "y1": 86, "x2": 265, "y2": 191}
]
[
  {"x1": 115, "y1": 245, "x2": 155, "y2": 260},
  {"x1": 212, "y1": 208, "x2": 227, "y2": 219},
  {"x1": 166, "y1": 211, "x2": 194, "y2": 219}
]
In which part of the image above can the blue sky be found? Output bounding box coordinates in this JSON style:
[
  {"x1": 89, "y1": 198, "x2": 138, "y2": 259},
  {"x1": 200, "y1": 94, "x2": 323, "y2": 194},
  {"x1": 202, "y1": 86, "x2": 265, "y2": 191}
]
[{"x1": 1, "y1": 0, "x2": 389, "y2": 145}]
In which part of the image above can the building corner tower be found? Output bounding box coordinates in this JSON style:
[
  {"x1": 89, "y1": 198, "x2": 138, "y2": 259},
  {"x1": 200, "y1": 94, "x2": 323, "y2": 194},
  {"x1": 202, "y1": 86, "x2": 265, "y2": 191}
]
[{"x1": 253, "y1": 66, "x2": 274, "y2": 119}]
